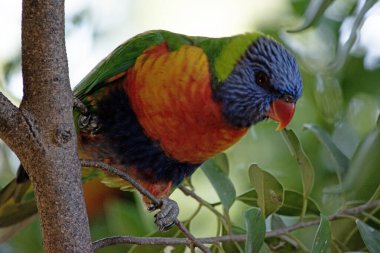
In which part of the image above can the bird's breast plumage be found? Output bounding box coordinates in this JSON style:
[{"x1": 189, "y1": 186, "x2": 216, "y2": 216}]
[{"x1": 125, "y1": 43, "x2": 248, "y2": 164}]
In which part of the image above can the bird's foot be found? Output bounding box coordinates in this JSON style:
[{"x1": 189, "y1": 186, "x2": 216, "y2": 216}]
[
  {"x1": 73, "y1": 96, "x2": 89, "y2": 115},
  {"x1": 148, "y1": 197, "x2": 179, "y2": 231},
  {"x1": 74, "y1": 96, "x2": 101, "y2": 134},
  {"x1": 78, "y1": 114, "x2": 100, "y2": 132}
]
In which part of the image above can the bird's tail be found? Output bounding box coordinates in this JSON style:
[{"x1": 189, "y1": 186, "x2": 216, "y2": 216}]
[{"x1": 0, "y1": 165, "x2": 37, "y2": 242}]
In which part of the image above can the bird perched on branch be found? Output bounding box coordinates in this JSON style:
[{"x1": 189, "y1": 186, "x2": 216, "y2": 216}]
[{"x1": 0, "y1": 30, "x2": 302, "y2": 235}]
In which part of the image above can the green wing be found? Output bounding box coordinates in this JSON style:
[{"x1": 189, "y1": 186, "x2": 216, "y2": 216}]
[
  {"x1": 73, "y1": 30, "x2": 197, "y2": 100},
  {"x1": 74, "y1": 31, "x2": 164, "y2": 100}
]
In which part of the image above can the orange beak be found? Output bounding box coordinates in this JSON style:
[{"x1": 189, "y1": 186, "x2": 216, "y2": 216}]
[{"x1": 268, "y1": 99, "x2": 296, "y2": 131}]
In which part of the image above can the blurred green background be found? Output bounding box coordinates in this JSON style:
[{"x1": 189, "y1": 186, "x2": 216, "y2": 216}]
[{"x1": 0, "y1": 0, "x2": 380, "y2": 252}]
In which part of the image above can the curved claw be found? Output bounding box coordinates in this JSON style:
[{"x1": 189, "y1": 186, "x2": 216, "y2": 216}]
[
  {"x1": 78, "y1": 114, "x2": 101, "y2": 133},
  {"x1": 148, "y1": 197, "x2": 179, "y2": 231},
  {"x1": 147, "y1": 202, "x2": 158, "y2": 212}
]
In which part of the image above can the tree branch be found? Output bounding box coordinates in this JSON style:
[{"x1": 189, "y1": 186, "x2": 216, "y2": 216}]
[
  {"x1": 0, "y1": 92, "x2": 31, "y2": 151},
  {"x1": 15, "y1": 0, "x2": 93, "y2": 252},
  {"x1": 80, "y1": 160, "x2": 211, "y2": 253},
  {"x1": 92, "y1": 196, "x2": 380, "y2": 250}
]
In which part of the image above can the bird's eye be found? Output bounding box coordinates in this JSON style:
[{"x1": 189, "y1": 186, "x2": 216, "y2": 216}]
[
  {"x1": 282, "y1": 94, "x2": 294, "y2": 103},
  {"x1": 255, "y1": 71, "x2": 270, "y2": 88}
]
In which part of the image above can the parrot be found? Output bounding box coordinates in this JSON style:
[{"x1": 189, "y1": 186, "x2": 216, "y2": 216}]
[{"x1": 0, "y1": 30, "x2": 302, "y2": 237}]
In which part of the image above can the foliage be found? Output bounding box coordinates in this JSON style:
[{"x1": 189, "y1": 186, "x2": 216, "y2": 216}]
[{"x1": 1, "y1": 0, "x2": 380, "y2": 252}]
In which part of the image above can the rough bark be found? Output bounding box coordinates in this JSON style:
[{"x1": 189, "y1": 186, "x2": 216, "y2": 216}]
[{"x1": 0, "y1": 0, "x2": 92, "y2": 252}]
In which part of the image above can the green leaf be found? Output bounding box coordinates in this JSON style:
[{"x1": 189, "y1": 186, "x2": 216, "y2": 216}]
[
  {"x1": 8, "y1": 219, "x2": 43, "y2": 253},
  {"x1": 202, "y1": 153, "x2": 236, "y2": 211},
  {"x1": 249, "y1": 164, "x2": 284, "y2": 217},
  {"x1": 0, "y1": 201, "x2": 37, "y2": 227},
  {"x1": 356, "y1": 220, "x2": 380, "y2": 253},
  {"x1": 281, "y1": 129, "x2": 315, "y2": 217},
  {"x1": 74, "y1": 31, "x2": 167, "y2": 99},
  {"x1": 304, "y1": 123, "x2": 350, "y2": 180},
  {"x1": 258, "y1": 243, "x2": 271, "y2": 253},
  {"x1": 237, "y1": 189, "x2": 258, "y2": 207},
  {"x1": 244, "y1": 208, "x2": 266, "y2": 253},
  {"x1": 369, "y1": 185, "x2": 380, "y2": 202},
  {"x1": 278, "y1": 190, "x2": 320, "y2": 216},
  {"x1": 210, "y1": 244, "x2": 219, "y2": 253},
  {"x1": 342, "y1": 129, "x2": 380, "y2": 200},
  {"x1": 270, "y1": 214, "x2": 286, "y2": 230},
  {"x1": 0, "y1": 180, "x2": 32, "y2": 205},
  {"x1": 288, "y1": 0, "x2": 335, "y2": 33},
  {"x1": 222, "y1": 225, "x2": 245, "y2": 253},
  {"x1": 105, "y1": 199, "x2": 151, "y2": 236},
  {"x1": 311, "y1": 214, "x2": 331, "y2": 253},
  {"x1": 237, "y1": 189, "x2": 320, "y2": 216},
  {"x1": 213, "y1": 152, "x2": 229, "y2": 175}
]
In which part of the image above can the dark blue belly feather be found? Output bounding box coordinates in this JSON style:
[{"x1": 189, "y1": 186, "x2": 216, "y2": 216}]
[{"x1": 93, "y1": 83, "x2": 199, "y2": 186}]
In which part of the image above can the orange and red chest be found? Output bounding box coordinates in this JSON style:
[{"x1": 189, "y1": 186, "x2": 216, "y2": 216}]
[{"x1": 125, "y1": 43, "x2": 248, "y2": 164}]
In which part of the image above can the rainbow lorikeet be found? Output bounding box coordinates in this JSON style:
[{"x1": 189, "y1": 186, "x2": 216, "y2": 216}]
[{"x1": 0, "y1": 30, "x2": 302, "y2": 233}]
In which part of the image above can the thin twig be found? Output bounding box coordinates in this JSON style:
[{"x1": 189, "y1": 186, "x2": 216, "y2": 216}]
[
  {"x1": 179, "y1": 185, "x2": 228, "y2": 227},
  {"x1": 80, "y1": 160, "x2": 211, "y2": 253},
  {"x1": 189, "y1": 204, "x2": 202, "y2": 221},
  {"x1": 81, "y1": 160, "x2": 159, "y2": 205},
  {"x1": 92, "y1": 199, "x2": 380, "y2": 250},
  {"x1": 337, "y1": 199, "x2": 380, "y2": 217},
  {"x1": 266, "y1": 198, "x2": 380, "y2": 238},
  {"x1": 92, "y1": 235, "x2": 239, "y2": 250},
  {"x1": 343, "y1": 199, "x2": 380, "y2": 245},
  {"x1": 362, "y1": 212, "x2": 380, "y2": 224}
]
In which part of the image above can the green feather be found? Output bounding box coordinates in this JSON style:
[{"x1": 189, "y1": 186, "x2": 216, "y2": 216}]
[
  {"x1": 159, "y1": 30, "x2": 192, "y2": 50},
  {"x1": 73, "y1": 30, "x2": 167, "y2": 131},
  {"x1": 214, "y1": 32, "x2": 263, "y2": 81},
  {"x1": 74, "y1": 31, "x2": 165, "y2": 100},
  {"x1": 192, "y1": 33, "x2": 263, "y2": 83}
]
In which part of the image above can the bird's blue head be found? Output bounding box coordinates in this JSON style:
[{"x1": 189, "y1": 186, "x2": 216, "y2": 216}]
[{"x1": 215, "y1": 37, "x2": 302, "y2": 129}]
